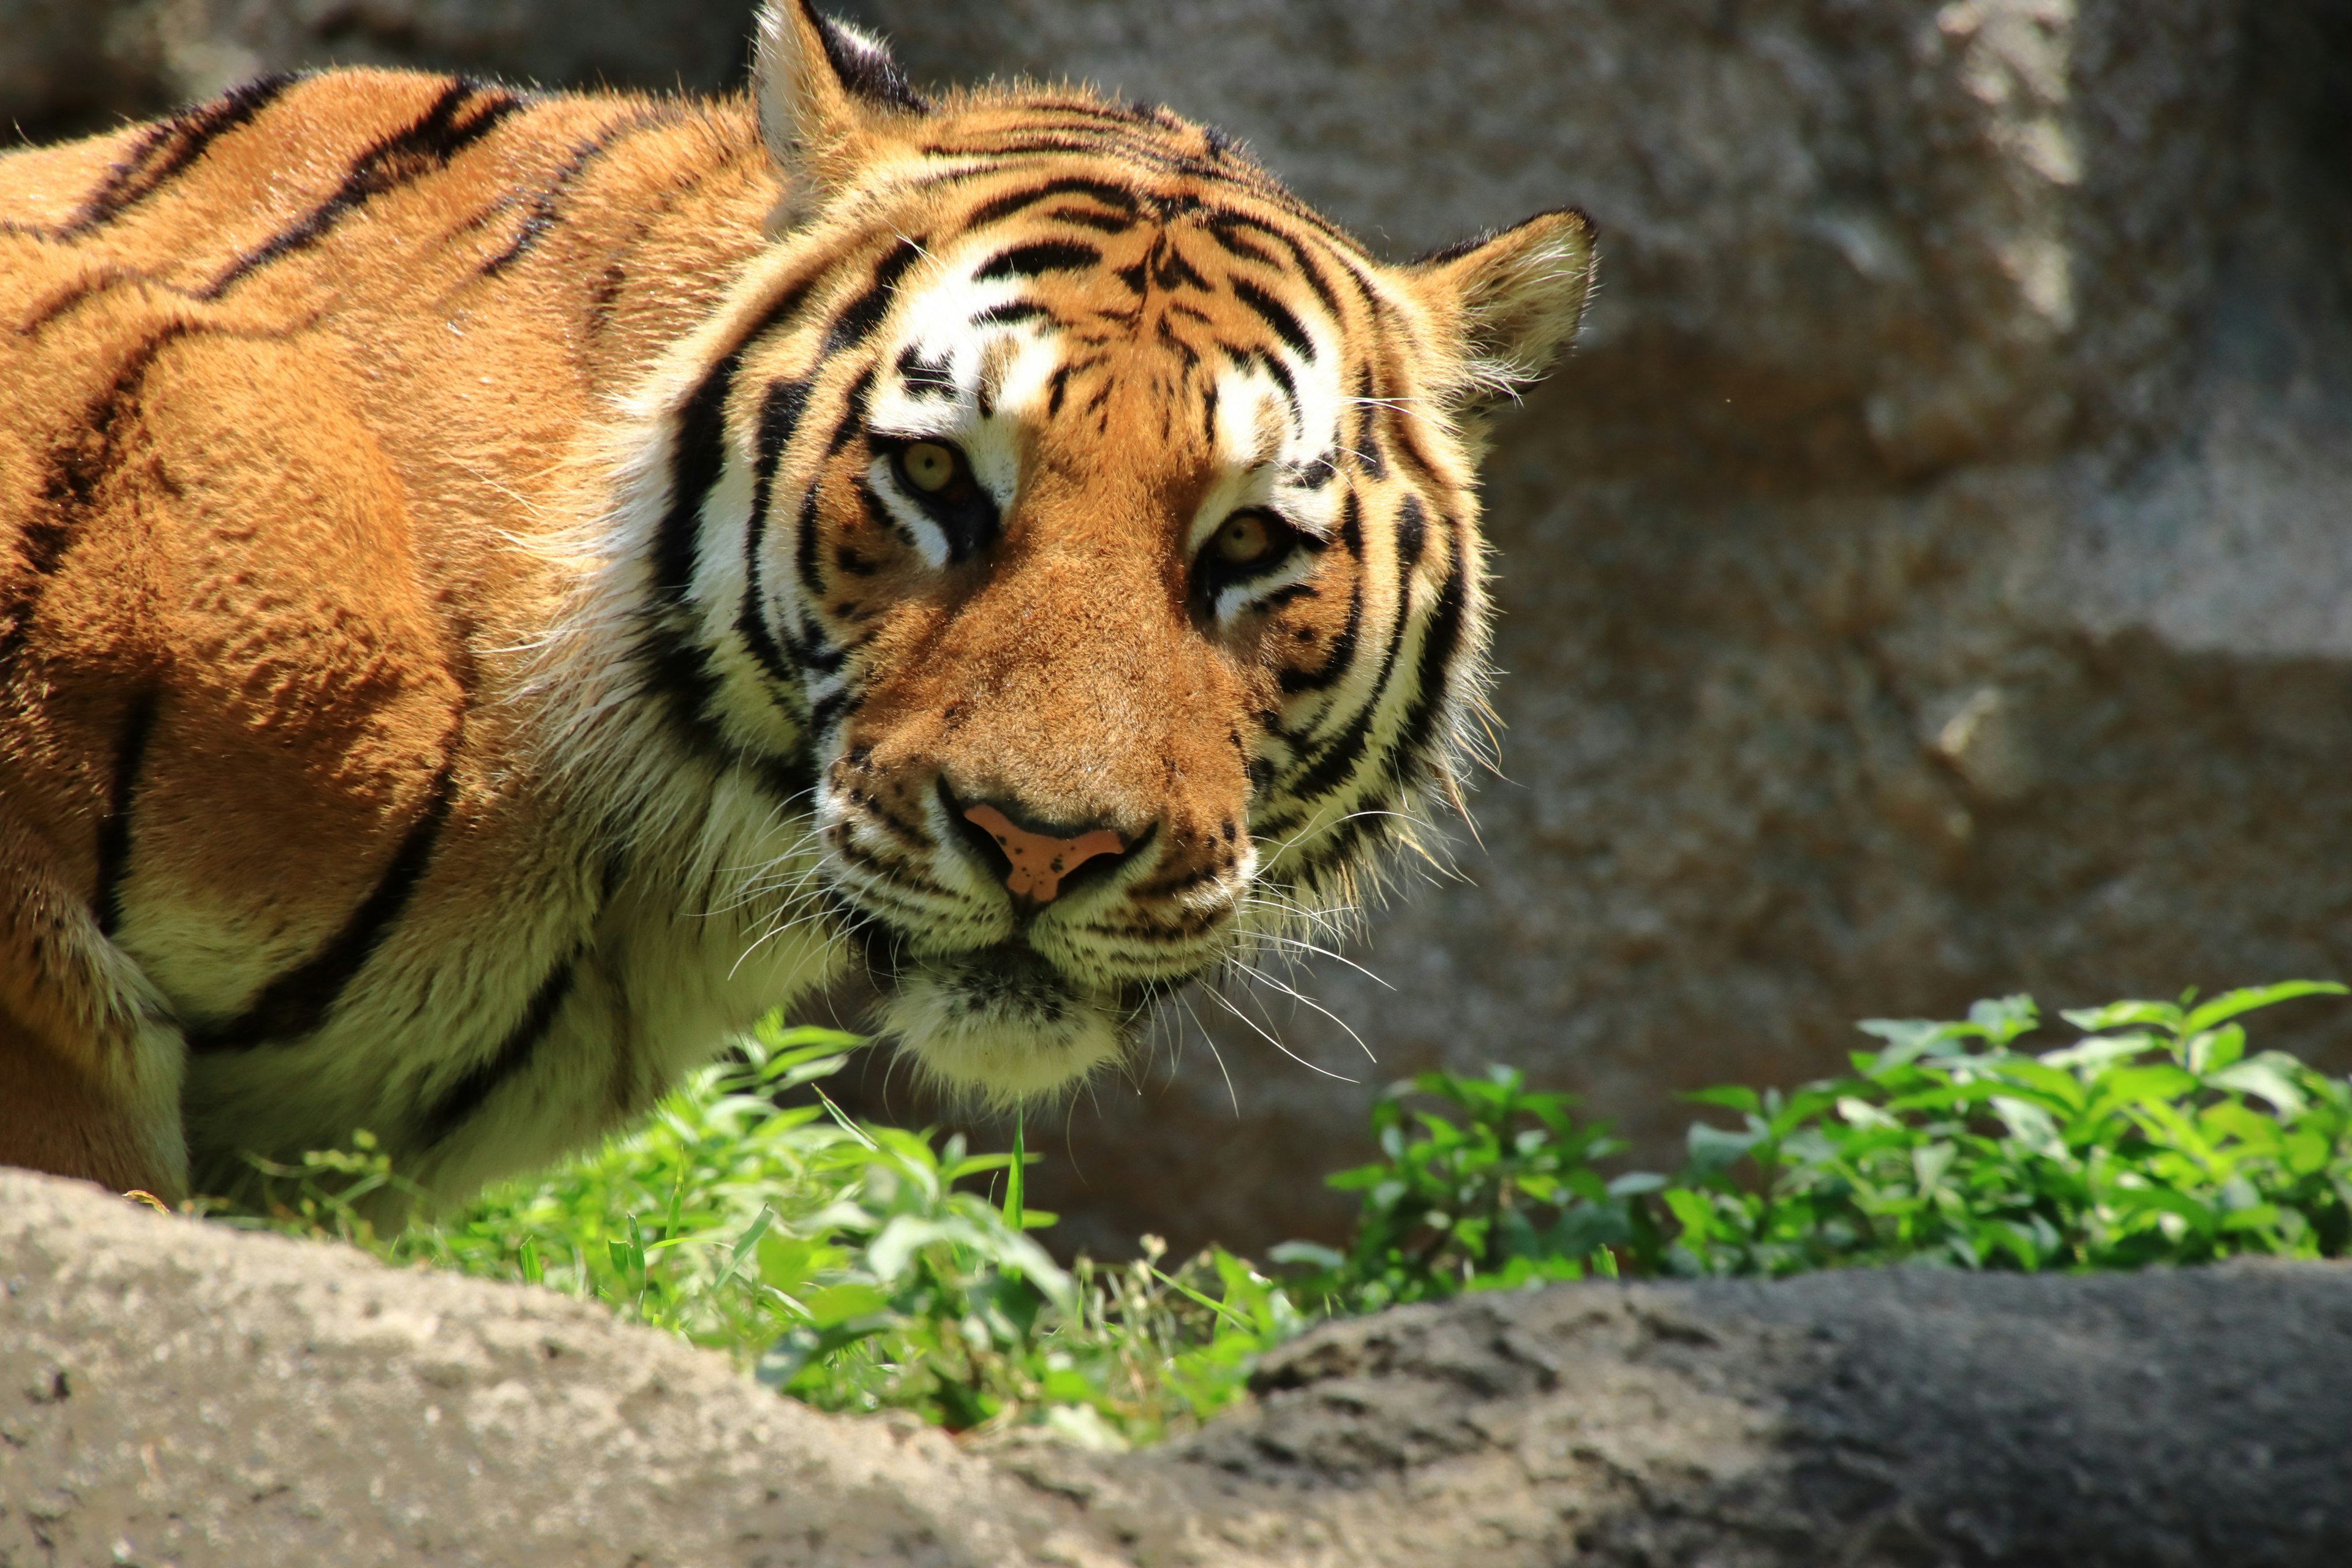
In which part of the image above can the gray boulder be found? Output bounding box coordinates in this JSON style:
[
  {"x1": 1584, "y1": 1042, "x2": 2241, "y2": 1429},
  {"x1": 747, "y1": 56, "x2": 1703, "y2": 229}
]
[{"x1": 8, "y1": 1169, "x2": 2352, "y2": 1566}]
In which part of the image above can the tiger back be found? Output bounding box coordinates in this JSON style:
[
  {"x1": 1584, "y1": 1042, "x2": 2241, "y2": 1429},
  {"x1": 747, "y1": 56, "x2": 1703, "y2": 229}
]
[{"x1": 0, "y1": 2, "x2": 1593, "y2": 1211}]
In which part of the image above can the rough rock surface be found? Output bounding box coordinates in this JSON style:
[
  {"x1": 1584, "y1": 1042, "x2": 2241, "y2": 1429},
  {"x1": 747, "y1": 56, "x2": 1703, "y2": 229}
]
[
  {"x1": 5, "y1": 2, "x2": 2351, "y2": 1254},
  {"x1": 9, "y1": 1170, "x2": 2352, "y2": 1566}
]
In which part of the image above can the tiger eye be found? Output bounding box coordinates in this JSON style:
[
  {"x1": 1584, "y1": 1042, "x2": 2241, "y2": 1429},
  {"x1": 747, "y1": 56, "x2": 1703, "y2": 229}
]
[
  {"x1": 902, "y1": 441, "x2": 957, "y2": 493},
  {"x1": 1214, "y1": 511, "x2": 1277, "y2": 566}
]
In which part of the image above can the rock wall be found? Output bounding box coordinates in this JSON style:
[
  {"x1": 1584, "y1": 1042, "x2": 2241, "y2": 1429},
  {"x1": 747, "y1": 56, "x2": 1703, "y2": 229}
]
[
  {"x1": 6, "y1": 1, "x2": 2350, "y2": 1254},
  {"x1": 10, "y1": 1169, "x2": 2352, "y2": 1566}
]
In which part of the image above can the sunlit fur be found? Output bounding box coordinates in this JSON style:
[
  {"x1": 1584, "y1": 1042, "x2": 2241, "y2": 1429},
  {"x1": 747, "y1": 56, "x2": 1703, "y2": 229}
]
[{"x1": 0, "y1": 1, "x2": 1593, "y2": 1210}]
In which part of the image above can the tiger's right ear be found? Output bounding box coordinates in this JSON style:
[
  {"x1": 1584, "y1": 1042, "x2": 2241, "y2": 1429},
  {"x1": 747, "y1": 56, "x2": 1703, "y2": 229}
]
[
  {"x1": 1403, "y1": 208, "x2": 1597, "y2": 413},
  {"x1": 755, "y1": 1, "x2": 929, "y2": 224}
]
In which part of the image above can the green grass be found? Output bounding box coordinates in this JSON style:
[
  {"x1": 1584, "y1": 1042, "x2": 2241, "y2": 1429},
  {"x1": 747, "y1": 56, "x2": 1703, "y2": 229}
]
[
  {"x1": 225, "y1": 1022, "x2": 1294, "y2": 1446},
  {"x1": 224, "y1": 980, "x2": 2352, "y2": 1446}
]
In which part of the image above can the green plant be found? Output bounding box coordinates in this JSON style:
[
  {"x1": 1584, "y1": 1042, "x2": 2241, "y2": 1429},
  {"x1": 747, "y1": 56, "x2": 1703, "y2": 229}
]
[
  {"x1": 227, "y1": 979, "x2": 2352, "y2": 1447},
  {"x1": 230, "y1": 1017, "x2": 1296, "y2": 1446},
  {"x1": 1664, "y1": 981, "x2": 2352, "y2": 1275},
  {"x1": 1305, "y1": 981, "x2": 2352, "y2": 1302},
  {"x1": 1282, "y1": 1065, "x2": 1656, "y2": 1310}
]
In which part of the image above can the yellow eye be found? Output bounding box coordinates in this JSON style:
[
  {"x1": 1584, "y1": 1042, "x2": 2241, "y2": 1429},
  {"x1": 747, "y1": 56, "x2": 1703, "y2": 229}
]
[
  {"x1": 1213, "y1": 510, "x2": 1280, "y2": 566},
  {"x1": 900, "y1": 441, "x2": 957, "y2": 493}
]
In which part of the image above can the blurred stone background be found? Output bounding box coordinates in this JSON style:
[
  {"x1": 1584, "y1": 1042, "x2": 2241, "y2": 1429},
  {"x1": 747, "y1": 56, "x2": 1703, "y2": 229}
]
[{"x1": 9, "y1": 0, "x2": 2350, "y2": 1257}]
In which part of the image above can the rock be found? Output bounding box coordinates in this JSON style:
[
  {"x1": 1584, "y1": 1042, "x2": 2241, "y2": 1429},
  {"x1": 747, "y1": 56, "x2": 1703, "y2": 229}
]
[
  {"x1": 0, "y1": 1171, "x2": 1087, "y2": 1568},
  {"x1": 6, "y1": 2, "x2": 2351, "y2": 1256},
  {"x1": 9, "y1": 1170, "x2": 2352, "y2": 1566},
  {"x1": 0, "y1": 1, "x2": 759, "y2": 139}
]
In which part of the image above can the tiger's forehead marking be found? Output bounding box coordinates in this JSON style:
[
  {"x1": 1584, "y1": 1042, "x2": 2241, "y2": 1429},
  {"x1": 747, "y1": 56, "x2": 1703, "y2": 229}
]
[{"x1": 863, "y1": 213, "x2": 1352, "y2": 533}]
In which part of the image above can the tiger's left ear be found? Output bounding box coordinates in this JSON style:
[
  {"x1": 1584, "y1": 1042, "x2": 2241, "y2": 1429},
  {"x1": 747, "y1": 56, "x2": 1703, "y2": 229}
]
[
  {"x1": 1404, "y1": 208, "x2": 1597, "y2": 411},
  {"x1": 755, "y1": 1, "x2": 929, "y2": 224}
]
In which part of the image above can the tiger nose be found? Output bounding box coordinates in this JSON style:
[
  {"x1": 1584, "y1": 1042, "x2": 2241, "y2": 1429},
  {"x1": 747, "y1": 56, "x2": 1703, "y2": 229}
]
[{"x1": 952, "y1": 796, "x2": 1131, "y2": 905}]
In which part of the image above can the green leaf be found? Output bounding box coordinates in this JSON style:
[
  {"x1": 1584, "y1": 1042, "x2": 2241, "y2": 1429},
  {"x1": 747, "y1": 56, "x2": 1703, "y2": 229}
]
[
  {"x1": 2060, "y1": 999, "x2": 2184, "y2": 1034},
  {"x1": 2038, "y1": 1033, "x2": 2159, "y2": 1074},
  {"x1": 1006, "y1": 1109, "x2": 1027, "y2": 1232},
  {"x1": 714, "y1": 1205, "x2": 777, "y2": 1293},
  {"x1": 1856, "y1": 1017, "x2": 1951, "y2": 1073},
  {"x1": 1267, "y1": 1240, "x2": 1345, "y2": 1271},
  {"x1": 1686, "y1": 1121, "x2": 1763, "y2": 1176},
  {"x1": 802, "y1": 1281, "x2": 892, "y2": 1327},
  {"x1": 2209, "y1": 1057, "x2": 2311, "y2": 1117},
  {"x1": 2182, "y1": 981, "x2": 2347, "y2": 1036},
  {"x1": 2183, "y1": 1023, "x2": 2246, "y2": 1075},
  {"x1": 1967, "y1": 995, "x2": 2040, "y2": 1047}
]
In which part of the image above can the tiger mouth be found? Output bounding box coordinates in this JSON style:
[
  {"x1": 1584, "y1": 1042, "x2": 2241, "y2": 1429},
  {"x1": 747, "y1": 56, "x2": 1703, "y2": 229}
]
[
  {"x1": 922, "y1": 940, "x2": 1084, "y2": 1018},
  {"x1": 851, "y1": 930, "x2": 1200, "y2": 1102}
]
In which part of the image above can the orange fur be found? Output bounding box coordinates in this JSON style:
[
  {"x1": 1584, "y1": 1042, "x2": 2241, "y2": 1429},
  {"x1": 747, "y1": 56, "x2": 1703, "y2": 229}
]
[{"x1": 0, "y1": 3, "x2": 1593, "y2": 1212}]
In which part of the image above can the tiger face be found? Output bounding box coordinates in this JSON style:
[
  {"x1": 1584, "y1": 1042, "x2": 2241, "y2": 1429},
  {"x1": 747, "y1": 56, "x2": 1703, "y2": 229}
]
[{"x1": 626, "y1": 4, "x2": 1597, "y2": 1102}]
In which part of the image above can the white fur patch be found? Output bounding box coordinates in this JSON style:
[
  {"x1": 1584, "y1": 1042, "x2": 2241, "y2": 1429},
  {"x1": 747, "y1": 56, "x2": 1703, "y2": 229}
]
[{"x1": 881, "y1": 956, "x2": 1126, "y2": 1106}]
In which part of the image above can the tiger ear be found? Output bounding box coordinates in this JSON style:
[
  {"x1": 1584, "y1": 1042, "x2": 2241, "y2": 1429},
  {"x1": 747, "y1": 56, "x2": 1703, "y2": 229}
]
[
  {"x1": 755, "y1": 1, "x2": 929, "y2": 216},
  {"x1": 1405, "y1": 208, "x2": 1597, "y2": 412}
]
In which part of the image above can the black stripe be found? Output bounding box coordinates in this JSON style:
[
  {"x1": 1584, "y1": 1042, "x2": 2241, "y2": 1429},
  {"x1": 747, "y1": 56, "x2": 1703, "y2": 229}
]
[
  {"x1": 654, "y1": 350, "x2": 741, "y2": 602},
  {"x1": 974, "y1": 239, "x2": 1101, "y2": 282},
  {"x1": 648, "y1": 279, "x2": 812, "y2": 667},
  {"x1": 1393, "y1": 494, "x2": 1428, "y2": 573},
  {"x1": 61, "y1": 75, "x2": 296, "y2": 238},
  {"x1": 480, "y1": 109, "x2": 668, "y2": 276},
  {"x1": 201, "y1": 80, "x2": 526, "y2": 299},
  {"x1": 972, "y1": 300, "x2": 1050, "y2": 328},
  {"x1": 94, "y1": 688, "x2": 159, "y2": 938},
  {"x1": 1208, "y1": 209, "x2": 1348, "y2": 323},
  {"x1": 1352, "y1": 367, "x2": 1388, "y2": 480},
  {"x1": 188, "y1": 757, "x2": 460, "y2": 1053},
  {"x1": 809, "y1": 684, "x2": 862, "y2": 737},
  {"x1": 635, "y1": 617, "x2": 730, "y2": 760},
  {"x1": 1231, "y1": 277, "x2": 1316, "y2": 360},
  {"x1": 930, "y1": 134, "x2": 1222, "y2": 183},
  {"x1": 1227, "y1": 342, "x2": 1298, "y2": 412},
  {"x1": 1044, "y1": 205, "x2": 1134, "y2": 233},
  {"x1": 783, "y1": 486, "x2": 848, "y2": 678},
  {"x1": 895, "y1": 344, "x2": 956, "y2": 399},
  {"x1": 1278, "y1": 494, "x2": 1365, "y2": 695},
  {"x1": 1285, "y1": 524, "x2": 1416, "y2": 800},
  {"x1": 1151, "y1": 239, "x2": 1212, "y2": 294},
  {"x1": 1, "y1": 327, "x2": 190, "y2": 673},
  {"x1": 826, "y1": 366, "x2": 876, "y2": 453},
  {"x1": 1204, "y1": 218, "x2": 1280, "y2": 268},
  {"x1": 1384, "y1": 528, "x2": 1471, "y2": 786},
  {"x1": 824, "y1": 241, "x2": 921, "y2": 353},
  {"x1": 1291, "y1": 807, "x2": 1385, "y2": 890},
  {"x1": 1288, "y1": 452, "x2": 1338, "y2": 490},
  {"x1": 739, "y1": 378, "x2": 813, "y2": 693},
  {"x1": 637, "y1": 346, "x2": 741, "y2": 758},
  {"x1": 967, "y1": 176, "x2": 1139, "y2": 230},
  {"x1": 791, "y1": 486, "x2": 826, "y2": 614},
  {"x1": 18, "y1": 269, "x2": 143, "y2": 334},
  {"x1": 416, "y1": 955, "x2": 578, "y2": 1145}
]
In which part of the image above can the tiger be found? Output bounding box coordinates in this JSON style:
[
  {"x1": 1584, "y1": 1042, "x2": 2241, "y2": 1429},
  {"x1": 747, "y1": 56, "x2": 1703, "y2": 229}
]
[{"x1": 0, "y1": 1, "x2": 1594, "y2": 1213}]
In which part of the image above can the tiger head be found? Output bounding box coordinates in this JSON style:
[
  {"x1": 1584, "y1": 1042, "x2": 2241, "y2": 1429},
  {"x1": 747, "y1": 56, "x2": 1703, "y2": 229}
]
[{"x1": 612, "y1": 2, "x2": 1593, "y2": 1103}]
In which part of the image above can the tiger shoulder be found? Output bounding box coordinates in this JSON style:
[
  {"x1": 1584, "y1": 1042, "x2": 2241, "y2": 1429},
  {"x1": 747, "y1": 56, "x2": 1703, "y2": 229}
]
[{"x1": 0, "y1": 2, "x2": 1594, "y2": 1214}]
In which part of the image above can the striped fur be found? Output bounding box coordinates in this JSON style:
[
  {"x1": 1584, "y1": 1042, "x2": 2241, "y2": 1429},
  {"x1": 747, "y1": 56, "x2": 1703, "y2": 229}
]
[{"x1": 0, "y1": 2, "x2": 1594, "y2": 1212}]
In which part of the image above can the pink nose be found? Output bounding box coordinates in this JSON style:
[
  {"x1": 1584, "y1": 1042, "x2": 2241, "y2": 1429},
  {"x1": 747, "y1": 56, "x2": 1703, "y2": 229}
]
[{"x1": 960, "y1": 804, "x2": 1126, "y2": 903}]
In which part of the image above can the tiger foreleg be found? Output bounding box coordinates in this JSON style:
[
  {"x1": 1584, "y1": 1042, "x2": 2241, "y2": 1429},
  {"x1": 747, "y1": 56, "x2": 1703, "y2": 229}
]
[{"x1": 0, "y1": 812, "x2": 188, "y2": 1203}]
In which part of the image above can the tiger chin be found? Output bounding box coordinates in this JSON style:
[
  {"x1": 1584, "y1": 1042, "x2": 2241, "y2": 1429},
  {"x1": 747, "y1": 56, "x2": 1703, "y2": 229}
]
[{"x1": 0, "y1": 1, "x2": 1594, "y2": 1214}]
